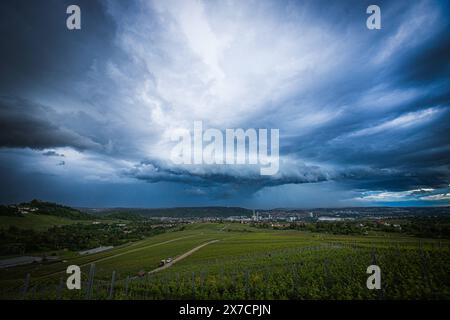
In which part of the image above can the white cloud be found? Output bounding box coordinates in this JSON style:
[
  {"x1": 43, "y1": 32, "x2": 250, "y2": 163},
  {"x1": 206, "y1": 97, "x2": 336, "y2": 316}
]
[
  {"x1": 420, "y1": 193, "x2": 450, "y2": 201},
  {"x1": 347, "y1": 107, "x2": 442, "y2": 138},
  {"x1": 104, "y1": 0, "x2": 350, "y2": 136},
  {"x1": 353, "y1": 188, "x2": 450, "y2": 203}
]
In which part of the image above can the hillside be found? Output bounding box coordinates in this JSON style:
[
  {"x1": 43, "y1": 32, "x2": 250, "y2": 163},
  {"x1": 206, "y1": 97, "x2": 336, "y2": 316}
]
[
  {"x1": 0, "y1": 214, "x2": 80, "y2": 231},
  {"x1": 0, "y1": 200, "x2": 96, "y2": 230},
  {"x1": 0, "y1": 200, "x2": 95, "y2": 220}
]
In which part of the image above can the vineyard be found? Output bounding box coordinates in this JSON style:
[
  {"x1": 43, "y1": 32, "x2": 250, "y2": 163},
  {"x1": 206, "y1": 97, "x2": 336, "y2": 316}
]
[{"x1": 1, "y1": 223, "x2": 449, "y2": 300}]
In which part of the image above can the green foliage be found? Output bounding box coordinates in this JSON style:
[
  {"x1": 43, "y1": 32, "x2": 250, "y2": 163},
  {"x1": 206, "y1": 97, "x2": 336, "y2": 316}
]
[
  {"x1": 401, "y1": 217, "x2": 450, "y2": 238},
  {"x1": 0, "y1": 205, "x2": 23, "y2": 217},
  {"x1": 0, "y1": 214, "x2": 82, "y2": 231},
  {"x1": 24, "y1": 200, "x2": 94, "y2": 220},
  {"x1": 2, "y1": 223, "x2": 450, "y2": 300},
  {"x1": 253, "y1": 217, "x2": 450, "y2": 239},
  {"x1": 0, "y1": 222, "x2": 172, "y2": 255},
  {"x1": 102, "y1": 212, "x2": 146, "y2": 221}
]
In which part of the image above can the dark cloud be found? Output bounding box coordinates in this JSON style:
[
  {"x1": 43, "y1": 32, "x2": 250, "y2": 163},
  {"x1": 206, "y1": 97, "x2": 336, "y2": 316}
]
[
  {"x1": 0, "y1": 96, "x2": 100, "y2": 150},
  {"x1": 0, "y1": 0, "x2": 117, "y2": 93},
  {"x1": 42, "y1": 150, "x2": 65, "y2": 157},
  {"x1": 395, "y1": 18, "x2": 450, "y2": 84},
  {"x1": 123, "y1": 158, "x2": 332, "y2": 199}
]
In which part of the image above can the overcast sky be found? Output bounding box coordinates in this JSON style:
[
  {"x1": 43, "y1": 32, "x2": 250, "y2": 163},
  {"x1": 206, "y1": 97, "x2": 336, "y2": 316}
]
[{"x1": 0, "y1": 0, "x2": 449, "y2": 208}]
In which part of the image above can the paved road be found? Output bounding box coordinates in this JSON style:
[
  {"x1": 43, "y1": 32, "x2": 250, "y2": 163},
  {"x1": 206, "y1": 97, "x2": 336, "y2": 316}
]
[{"x1": 148, "y1": 239, "x2": 219, "y2": 274}]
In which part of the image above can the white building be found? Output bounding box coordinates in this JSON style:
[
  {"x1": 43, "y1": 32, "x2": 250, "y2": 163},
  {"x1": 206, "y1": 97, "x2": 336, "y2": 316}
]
[{"x1": 79, "y1": 246, "x2": 114, "y2": 255}]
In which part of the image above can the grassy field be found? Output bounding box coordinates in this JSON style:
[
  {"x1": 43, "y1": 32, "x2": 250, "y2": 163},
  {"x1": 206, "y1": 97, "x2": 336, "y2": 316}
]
[{"x1": 1, "y1": 222, "x2": 449, "y2": 299}]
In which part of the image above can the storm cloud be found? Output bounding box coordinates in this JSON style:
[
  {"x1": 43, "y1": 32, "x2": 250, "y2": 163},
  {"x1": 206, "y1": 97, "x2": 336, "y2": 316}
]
[
  {"x1": 0, "y1": 0, "x2": 449, "y2": 207},
  {"x1": 0, "y1": 96, "x2": 101, "y2": 150}
]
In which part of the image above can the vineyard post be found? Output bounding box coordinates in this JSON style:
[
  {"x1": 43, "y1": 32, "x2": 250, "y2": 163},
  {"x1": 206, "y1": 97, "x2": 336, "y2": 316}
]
[
  {"x1": 291, "y1": 264, "x2": 297, "y2": 298},
  {"x1": 22, "y1": 273, "x2": 30, "y2": 298},
  {"x1": 148, "y1": 274, "x2": 153, "y2": 299},
  {"x1": 31, "y1": 284, "x2": 37, "y2": 299},
  {"x1": 85, "y1": 263, "x2": 96, "y2": 300},
  {"x1": 176, "y1": 273, "x2": 180, "y2": 294},
  {"x1": 22, "y1": 273, "x2": 31, "y2": 297},
  {"x1": 124, "y1": 276, "x2": 130, "y2": 296},
  {"x1": 57, "y1": 276, "x2": 64, "y2": 299},
  {"x1": 396, "y1": 243, "x2": 401, "y2": 257},
  {"x1": 144, "y1": 274, "x2": 150, "y2": 299},
  {"x1": 245, "y1": 270, "x2": 250, "y2": 299},
  {"x1": 323, "y1": 258, "x2": 331, "y2": 294},
  {"x1": 420, "y1": 249, "x2": 434, "y2": 297},
  {"x1": 162, "y1": 274, "x2": 168, "y2": 299},
  {"x1": 263, "y1": 268, "x2": 268, "y2": 299},
  {"x1": 191, "y1": 272, "x2": 196, "y2": 300},
  {"x1": 232, "y1": 272, "x2": 236, "y2": 290},
  {"x1": 200, "y1": 270, "x2": 205, "y2": 297},
  {"x1": 108, "y1": 270, "x2": 116, "y2": 300}
]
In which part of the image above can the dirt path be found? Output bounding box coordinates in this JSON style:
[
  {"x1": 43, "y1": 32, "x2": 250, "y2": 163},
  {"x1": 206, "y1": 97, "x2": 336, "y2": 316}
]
[
  {"x1": 34, "y1": 235, "x2": 196, "y2": 281},
  {"x1": 148, "y1": 239, "x2": 219, "y2": 274},
  {"x1": 78, "y1": 235, "x2": 197, "y2": 267}
]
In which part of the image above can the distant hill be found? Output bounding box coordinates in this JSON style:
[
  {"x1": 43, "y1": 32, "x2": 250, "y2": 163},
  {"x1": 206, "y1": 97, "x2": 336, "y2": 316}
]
[
  {"x1": 0, "y1": 199, "x2": 95, "y2": 220},
  {"x1": 88, "y1": 206, "x2": 253, "y2": 218},
  {"x1": 1, "y1": 201, "x2": 252, "y2": 220}
]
